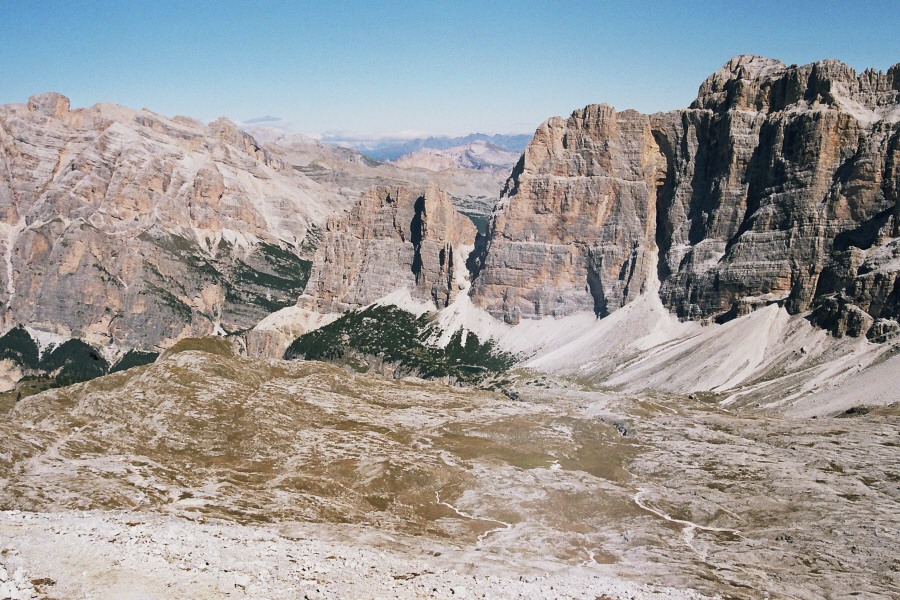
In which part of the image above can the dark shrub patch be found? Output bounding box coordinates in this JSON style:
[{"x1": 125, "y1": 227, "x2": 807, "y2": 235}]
[
  {"x1": 285, "y1": 305, "x2": 515, "y2": 383},
  {"x1": 0, "y1": 326, "x2": 40, "y2": 370},
  {"x1": 110, "y1": 350, "x2": 160, "y2": 373},
  {"x1": 40, "y1": 339, "x2": 110, "y2": 386}
]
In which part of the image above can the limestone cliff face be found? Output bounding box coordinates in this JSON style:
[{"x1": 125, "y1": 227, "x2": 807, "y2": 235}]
[
  {"x1": 301, "y1": 186, "x2": 477, "y2": 313},
  {"x1": 654, "y1": 56, "x2": 900, "y2": 325},
  {"x1": 469, "y1": 105, "x2": 664, "y2": 322},
  {"x1": 0, "y1": 93, "x2": 348, "y2": 349},
  {"x1": 471, "y1": 56, "x2": 900, "y2": 337}
]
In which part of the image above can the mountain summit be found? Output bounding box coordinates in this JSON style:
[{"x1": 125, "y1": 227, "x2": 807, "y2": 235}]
[
  {"x1": 0, "y1": 93, "x2": 349, "y2": 350},
  {"x1": 470, "y1": 56, "x2": 900, "y2": 341}
]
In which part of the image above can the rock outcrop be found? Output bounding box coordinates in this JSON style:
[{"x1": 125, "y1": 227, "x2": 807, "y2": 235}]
[
  {"x1": 469, "y1": 105, "x2": 663, "y2": 322},
  {"x1": 300, "y1": 186, "x2": 477, "y2": 313},
  {"x1": 0, "y1": 93, "x2": 349, "y2": 349},
  {"x1": 251, "y1": 130, "x2": 508, "y2": 232},
  {"x1": 653, "y1": 56, "x2": 900, "y2": 325},
  {"x1": 471, "y1": 56, "x2": 900, "y2": 336}
]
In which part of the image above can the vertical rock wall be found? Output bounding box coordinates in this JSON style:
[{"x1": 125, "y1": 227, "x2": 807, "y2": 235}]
[
  {"x1": 469, "y1": 105, "x2": 665, "y2": 323},
  {"x1": 300, "y1": 186, "x2": 477, "y2": 313},
  {"x1": 470, "y1": 56, "x2": 900, "y2": 336}
]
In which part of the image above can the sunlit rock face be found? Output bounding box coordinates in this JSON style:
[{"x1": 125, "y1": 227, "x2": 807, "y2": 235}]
[
  {"x1": 469, "y1": 104, "x2": 664, "y2": 323},
  {"x1": 470, "y1": 56, "x2": 900, "y2": 335},
  {"x1": 300, "y1": 185, "x2": 477, "y2": 314},
  {"x1": 0, "y1": 93, "x2": 349, "y2": 349}
]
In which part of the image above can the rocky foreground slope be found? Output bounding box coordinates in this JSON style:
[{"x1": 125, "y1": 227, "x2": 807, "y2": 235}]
[
  {"x1": 470, "y1": 56, "x2": 900, "y2": 340},
  {"x1": 0, "y1": 340, "x2": 896, "y2": 598}
]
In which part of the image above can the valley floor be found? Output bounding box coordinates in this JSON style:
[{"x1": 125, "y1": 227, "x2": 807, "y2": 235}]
[{"x1": 0, "y1": 349, "x2": 897, "y2": 599}]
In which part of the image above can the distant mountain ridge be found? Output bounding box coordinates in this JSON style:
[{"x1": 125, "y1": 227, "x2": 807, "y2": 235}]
[
  {"x1": 242, "y1": 125, "x2": 512, "y2": 230},
  {"x1": 390, "y1": 140, "x2": 521, "y2": 173},
  {"x1": 323, "y1": 133, "x2": 532, "y2": 161},
  {"x1": 242, "y1": 115, "x2": 284, "y2": 124}
]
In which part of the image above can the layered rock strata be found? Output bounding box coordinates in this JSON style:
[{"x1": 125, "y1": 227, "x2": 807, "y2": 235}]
[
  {"x1": 471, "y1": 56, "x2": 900, "y2": 336},
  {"x1": 0, "y1": 93, "x2": 348, "y2": 349},
  {"x1": 300, "y1": 186, "x2": 477, "y2": 313},
  {"x1": 469, "y1": 105, "x2": 663, "y2": 322}
]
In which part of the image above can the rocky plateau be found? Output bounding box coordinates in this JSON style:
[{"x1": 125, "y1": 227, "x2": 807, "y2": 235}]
[{"x1": 0, "y1": 341, "x2": 896, "y2": 599}]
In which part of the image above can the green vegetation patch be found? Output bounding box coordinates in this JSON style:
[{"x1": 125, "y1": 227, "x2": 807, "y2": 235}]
[
  {"x1": 39, "y1": 339, "x2": 110, "y2": 386},
  {"x1": 139, "y1": 231, "x2": 312, "y2": 326},
  {"x1": 163, "y1": 336, "x2": 235, "y2": 358},
  {"x1": 284, "y1": 305, "x2": 516, "y2": 383},
  {"x1": 460, "y1": 212, "x2": 491, "y2": 236},
  {"x1": 110, "y1": 349, "x2": 160, "y2": 373},
  {"x1": 223, "y1": 242, "x2": 312, "y2": 314},
  {"x1": 0, "y1": 326, "x2": 41, "y2": 370},
  {"x1": 0, "y1": 326, "x2": 162, "y2": 401}
]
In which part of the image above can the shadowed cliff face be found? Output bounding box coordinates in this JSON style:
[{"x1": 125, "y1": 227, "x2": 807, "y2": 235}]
[{"x1": 471, "y1": 55, "x2": 900, "y2": 337}]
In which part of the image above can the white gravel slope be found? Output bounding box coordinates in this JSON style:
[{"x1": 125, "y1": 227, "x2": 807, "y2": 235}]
[{"x1": 0, "y1": 510, "x2": 714, "y2": 600}]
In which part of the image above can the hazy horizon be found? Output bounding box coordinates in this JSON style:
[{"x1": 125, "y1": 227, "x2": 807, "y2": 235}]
[{"x1": 2, "y1": 0, "x2": 897, "y2": 136}]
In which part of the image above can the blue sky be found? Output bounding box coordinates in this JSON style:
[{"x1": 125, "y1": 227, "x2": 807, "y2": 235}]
[{"x1": 1, "y1": 1, "x2": 897, "y2": 135}]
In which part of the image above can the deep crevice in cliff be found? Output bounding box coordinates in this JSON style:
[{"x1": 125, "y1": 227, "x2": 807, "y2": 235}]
[
  {"x1": 651, "y1": 129, "x2": 676, "y2": 286},
  {"x1": 410, "y1": 195, "x2": 426, "y2": 283},
  {"x1": 500, "y1": 154, "x2": 525, "y2": 198},
  {"x1": 465, "y1": 231, "x2": 488, "y2": 285},
  {"x1": 885, "y1": 129, "x2": 900, "y2": 238},
  {"x1": 586, "y1": 249, "x2": 609, "y2": 318}
]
